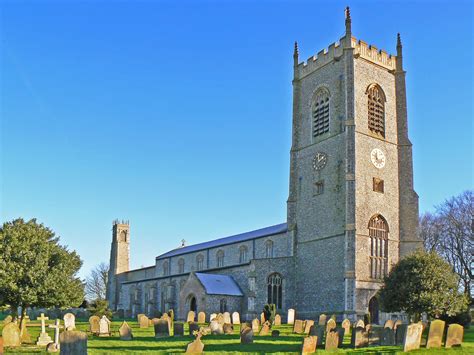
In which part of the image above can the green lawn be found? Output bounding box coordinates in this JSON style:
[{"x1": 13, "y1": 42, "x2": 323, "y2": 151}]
[{"x1": 1, "y1": 320, "x2": 473, "y2": 354}]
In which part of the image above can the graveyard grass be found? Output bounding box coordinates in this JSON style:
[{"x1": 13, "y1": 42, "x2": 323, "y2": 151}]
[{"x1": 1, "y1": 319, "x2": 473, "y2": 354}]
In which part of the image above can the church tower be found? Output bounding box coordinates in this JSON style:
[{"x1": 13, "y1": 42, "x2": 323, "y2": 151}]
[
  {"x1": 106, "y1": 220, "x2": 130, "y2": 310},
  {"x1": 288, "y1": 8, "x2": 420, "y2": 320}
]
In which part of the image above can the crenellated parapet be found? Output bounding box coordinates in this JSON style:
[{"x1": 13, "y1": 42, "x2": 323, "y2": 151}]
[
  {"x1": 352, "y1": 37, "x2": 397, "y2": 70},
  {"x1": 295, "y1": 38, "x2": 344, "y2": 79}
]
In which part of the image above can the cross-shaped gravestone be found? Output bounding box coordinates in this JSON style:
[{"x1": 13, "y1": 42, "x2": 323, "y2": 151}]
[
  {"x1": 36, "y1": 313, "x2": 53, "y2": 346},
  {"x1": 47, "y1": 319, "x2": 63, "y2": 352},
  {"x1": 39, "y1": 313, "x2": 49, "y2": 334}
]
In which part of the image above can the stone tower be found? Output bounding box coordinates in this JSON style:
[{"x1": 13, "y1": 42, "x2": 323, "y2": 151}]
[
  {"x1": 288, "y1": 8, "x2": 420, "y2": 320},
  {"x1": 106, "y1": 220, "x2": 130, "y2": 310}
]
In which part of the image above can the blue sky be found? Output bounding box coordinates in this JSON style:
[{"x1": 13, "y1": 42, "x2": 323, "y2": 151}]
[{"x1": 1, "y1": 0, "x2": 472, "y2": 278}]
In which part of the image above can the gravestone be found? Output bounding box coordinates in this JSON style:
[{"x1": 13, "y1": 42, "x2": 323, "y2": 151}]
[
  {"x1": 309, "y1": 325, "x2": 324, "y2": 346},
  {"x1": 394, "y1": 319, "x2": 402, "y2": 330},
  {"x1": 223, "y1": 323, "x2": 234, "y2": 334},
  {"x1": 2, "y1": 322, "x2": 21, "y2": 347},
  {"x1": 368, "y1": 326, "x2": 383, "y2": 346},
  {"x1": 384, "y1": 319, "x2": 394, "y2": 329},
  {"x1": 381, "y1": 327, "x2": 395, "y2": 346},
  {"x1": 137, "y1": 313, "x2": 145, "y2": 323},
  {"x1": 426, "y1": 319, "x2": 445, "y2": 349},
  {"x1": 240, "y1": 327, "x2": 253, "y2": 344},
  {"x1": 20, "y1": 316, "x2": 31, "y2": 343},
  {"x1": 445, "y1": 323, "x2": 463, "y2": 348},
  {"x1": 98, "y1": 316, "x2": 111, "y2": 337},
  {"x1": 63, "y1": 313, "x2": 76, "y2": 331},
  {"x1": 259, "y1": 321, "x2": 271, "y2": 336},
  {"x1": 189, "y1": 322, "x2": 200, "y2": 335},
  {"x1": 355, "y1": 319, "x2": 365, "y2": 328},
  {"x1": 287, "y1": 308, "x2": 295, "y2": 325},
  {"x1": 341, "y1": 319, "x2": 351, "y2": 336},
  {"x1": 89, "y1": 316, "x2": 100, "y2": 335},
  {"x1": 155, "y1": 319, "x2": 170, "y2": 338},
  {"x1": 252, "y1": 319, "x2": 260, "y2": 333},
  {"x1": 326, "y1": 318, "x2": 336, "y2": 333},
  {"x1": 59, "y1": 330, "x2": 87, "y2": 355},
  {"x1": 139, "y1": 315, "x2": 150, "y2": 328},
  {"x1": 160, "y1": 314, "x2": 172, "y2": 333},
  {"x1": 325, "y1": 329, "x2": 339, "y2": 350},
  {"x1": 210, "y1": 313, "x2": 217, "y2": 321},
  {"x1": 240, "y1": 322, "x2": 251, "y2": 333},
  {"x1": 403, "y1": 323, "x2": 423, "y2": 352},
  {"x1": 232, "y1": 312, "x2": 240, "y2": 325},
  {"x1": 304, "y1": 320, "x2": 314, "y2": 334},
  {"x1": 395, "y1": 324, "x2": 407, "y2": 345},
  {"x1": 3, "y1": 315, "x2": 12, "y2": 325},
  {"x1": 260, "y1": 312, "x2": 265, "y2": 324},
  {"x1": 215, "y1": 313, "x2": 225, "y2": 325},
  {"x1": 301, "y1": 336, "x2": 317, "y2": 353},
  {"x1": 293, "y1": 319, "x2": 305, "y2": 334},
  {"x1": 174, "y1": 322, "x2": 184, "y2": 336},
  {"x1": 36, "y1": 313, "x2": 53, "y2": 346},
  {"x1": 351, "y1": 327, "x2": 368, "y2": 348},
  {"x1": 223, "y1": 312, "x2": 231, "y2": 324},
  {"x1": 185, "y1": 337, "x2": 204, "y2": 354},
  {"x1": 274, "y1": 314, "x2": 281, "y2": 326},
  {"x1": 47, "y1": 319, "x2": 63, "y2": 352},
  {"x1": 318, "y1": 313, "x2": 327, "y2": 325},
  {"x1": 119, "y1": 321, "x2": 133, "y2": 340},
  {"x1": 210, "y1": 320, "x2": 223, "y2": 335},
  {"x1": 187, "y1": 311, "x2": 195, "y2": 323},
  {"x1": 336, "y1": 327, "x2": 345, "y2": 347},
  {"x1": 271, "y1": 330, "x2": 280, "y2": 337},
  {"x1": 197, "y1": 312, "x2": 206, "y2": 323}
]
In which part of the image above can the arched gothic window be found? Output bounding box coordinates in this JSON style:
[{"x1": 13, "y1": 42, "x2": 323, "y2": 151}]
[
  {"x1": 312, "y1": 88, "x2": 330, "y2": 137},
  {"x1": 163, "y1": 261, "x2": 170, "y2": 276},
  {"x1": 196, "y1": 254, "x2": 204, "y2": 271},
  {"x1": 239, "y1": 245, "x2": 248, "y2": 263},
  {"x1": 267, "y1": 273, "x2": 282, "y2": 309},
  {"x1": 369, "y1": 215, "x2": 389, "y2": 279},
  {"x1": 216, "y1": 250, "x2": 224, "y2": 267},
  {"x1": 119, "y1": 230, "x2": 127, "y2": 242},
  {"x1": 265, "y1": 240, "x2": 274, "y2": 258},
  {"x1": 178, "y1": 258, "x2": 185, "y2": 273},
  {"x1": 367, "y1": 84, "x2": 386, "y2": 137}
]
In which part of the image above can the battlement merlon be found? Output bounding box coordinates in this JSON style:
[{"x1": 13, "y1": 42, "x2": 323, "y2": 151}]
[{"x1": 294, "y1": 35, "x2": 397, "y2": 80}]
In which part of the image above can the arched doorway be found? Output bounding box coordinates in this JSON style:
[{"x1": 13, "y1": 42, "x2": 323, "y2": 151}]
[
  {"x1": 190, "y1": 296, "x2": 197, "y2": 312},
  {"x1": 368, "y1": 296, "x2": 379, "y2": 324}
]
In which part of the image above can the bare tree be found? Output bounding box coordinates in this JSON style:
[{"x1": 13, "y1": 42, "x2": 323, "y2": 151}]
[{"x1": 85, "y1": 262, "x2": 109, "y2": 301}]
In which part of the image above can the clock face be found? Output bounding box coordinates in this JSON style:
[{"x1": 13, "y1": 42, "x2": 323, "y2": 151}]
[
  {"x1": 312, "y1": 152, "x2": 327, "y2": 171},
  {"x1": 371, "y1": 148, "x2": 386, "y2": 169}
]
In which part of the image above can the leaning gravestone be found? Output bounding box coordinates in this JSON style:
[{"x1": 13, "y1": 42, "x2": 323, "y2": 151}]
[
  {"x1": 293, "y1": 319, "x2": 305, "y2": 334},
  {"x1": 36, "y1": 313, "x2": 53, "y2": 346},
  {"x1": 174, "y1": 322, "x2": 184, "y2": 337},
  {"x1": 318, "y1": 313, "x2": 327, "y2": 325},
  {"x1": 252, "y1": 319, "x2": 260, "y2": 333},
  {"x1": 189, "y1": 322, "x2": 199, "y2": 335},
  {"x1": 63, "y1": 313, "x2": 76, "y2": 331},
  {"x1": 301, "y1": 335, "x2": 317, "y2": 353},
  {"x1": 381, "y1": 327, "x2": 395, "y2": 346},
  {"x1": 223, "y1": 312, "x2": 231, "y2": 324},
  {"x1": 259, "y1": 321, "x2": 271, "y2": 336},
  {"x1": 240, "y1": 327, "x2": 253, "y2": 344},
  {"x1": 210, "y1": 320, "x2": 224, "y2": 335},
  {"x1": 274, "y1": 314, "x2": 281, "y2": 326},
  {"x1": 232, "y1": 312, "x2": 240, "y2": 325},
  {"x1": 89, "y1": 315, "x2": 100, "y2": 335},
  {"x1": 325, "y1": 329, "x2": 339, "y2": 351},
  {"x1": 197, "y1": 312, "x2": 206, "y2": 323},
  {"x1": 223, "y1": 323, "x2": 234, "y2": 335},
  {"x1": 384, "y1": 319, "x2": 394, "y2": 329},
  {"x1": 155, "y1": 319, "x2": 170, "y2": 338},
  {"x1": 445, "y1": 323, "x2": 464, "y2": 348},
  {"x1": 309, "y1": 325, "x2": 324, "y2": 346},
  {"x1": 139, "y1": 315, "x2": 150, "y2": 328},
  {"x1": 119, "y1": 321, "x2": 133, "y2": 340},
  {"x1": 287, "y1": 308, "x2": 295, "y2": 325},
  {"x1": 304, "y1": 320, "x2": 314, "y2": 334},
  {"x1": 2, "y1": 322, "x2": 21, "y2": 347},
  {"x1": 351, "y1": 326, "x2": 368, "y2": 348},
  {"x1": 403, "y1": 323, "x2": 423, "y2": 352},
  {"x1": 187, "y1": 311, "x2": 195, "y2": 323},
  {"x1": 426, "y1": 319, "x2": 445, "y2": 349},
  {"x1": 98, "y1": 316, "x2": 111, "y2": 337},
  {"x1": 395, "y1": 324, "x2": 407, "y2": 345},
  {"x1": 326, "y1": 318, "x2": 336, "y2": 333},
  {"x1": 59, "y1": 330, "x2": 87, "y2": 355},
  {"x1": 341, "y1": 318, "x2": 351, "y2": 336}
]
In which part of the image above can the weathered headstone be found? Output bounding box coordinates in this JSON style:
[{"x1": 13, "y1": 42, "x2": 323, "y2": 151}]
[
  {"x1": 3, "y1": 315, "x2": 12, "y2": 325},
  {"x1": 394, "y1": 319, "x2": 402, "y2": 330},
  {"x1": 20, "y1": 316, "x2": 31, "y2": 343},
  {"x1": 223, "y1": 323, "x2": 234, "y2": 335},
  {"x1": 232, "y1": 312, "x2": 240, "y2": 325},
  {"x1": 426, "y1": 319, "x2": 445, "y2": 349},
  {"x1": 36, "y1": 313, "x2": 53, "y2": 346},
  {"x1": 174, "y1": 322, "x2": 184, "y2": 336},
  {"x1": 154, "y1": 319, "x2": 170, "y2": 338},
  {"x1": 326, "y1": 318, "x2": 336, "y2": 333},
  {"x1": 137, "y1": 313, "x2": 145, "y2": 323},
  {"x1": 368, "y1": 326, "x2": 383, "y2": 346},
  {"x1": 187, "y1": 311, "x2": 195, "y2": 323},
  {"x1": 259, "y1": 321, "x2": 271, "y2": 336},
  {"x1": 2, "y1": 322, "x2": 21, "y2": 347},
  {"x1": 293, "y1": 319, "x2": 305, "y2": 334},
  {"x1": 185, "y1": 337, "x2": 204, "y2": 354},
  {"x1": 301, "y1": 335, "x2": 317, "y2": 353},
  {"x1": 384, "y1": 319, "x2": 394, "y2": 329},
  {"x1": 89, "y1": 315, "x2": 100, "y2": 335},
  {"x1": 445, "y1": 323, "x2": 464, "y2": 348},
  {"x1": 395, "y1": 324, "x2": 407, "y2": 345},
  {"x1": 63, "y1": 313, "x2": 76, "y2": 331},
  {"x1": 403, "y1": 323, "x2": 423, "y2": 352},
  {"x1": 342, "y1": 318, "x2": 351, "y2": 336},
  {"x1": 274, "y1": 314, "x2": 281, "y2": 326},
  {"x1": 210, "y1": 313, "x2": 217, "y2": 321},
  {"x1": 351, "y1": 326, "x2": 368, "y2": 348},
  {"x1": 287, "y1": 308, "x2": 295, "y2": 325},
  {"x1": 240, "y1": 327, "x2": 253, "y2": 344},
  {"x1": 271, "y1": 330, "x2": 280, "y2": 337},
  {"x1": 98, "y1": 316, "x2": 111, "y2": 337},
  {"x1": 139, "y1": 314, "x2": 150, "y2": 328},
  {"x1": 381, "y1": 327, "x2": 395, "y2": 346},
  {"x1": 251, "y1": 318, "x2": 260, "y2": 333},
  {"x1": 309, "y1": 324, "x2": 324, "y2": 346},
  {"x1": 160, "y1": 313, "x2": 172, "y2": 333},
  {"x1": 304, "y1": 320, "x2": 314, "y2": 334},
  {"x1": 59, "y1": 330, "x2": 87, "y2": 355},
  {"x1": 240, "y1": 322, "x2": 251, "y2": 333},
  {"x1": 223, "y1": 312, "x2": 231, "y2": 324},
  {"x1": 318, "y1": 313, "x2": 327, "y2": 325},
  {"x1": 325, "y1": 329, "x2": 339, "y2": 350},
  {"x1": 197, "y1": 312, "x2": 206, "y2": 323},
  {"x1": 119, "y1": 321, "x2": 133, "y2": 340},
  {"x1": 210, "y1": 320, "x2": 224, "y2": 335}
]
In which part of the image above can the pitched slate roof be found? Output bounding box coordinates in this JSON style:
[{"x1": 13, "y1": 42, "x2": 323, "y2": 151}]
[
  {"x1": 195, "y1": 273, "x2": 243, "y2": 296},
  {"x1": 156, "y1": 222, "x2": 287, "y2": 260}
]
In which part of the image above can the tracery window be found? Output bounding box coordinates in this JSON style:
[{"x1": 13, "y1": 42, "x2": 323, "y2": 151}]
[
  {"x1": 163, "y1": 261, "x2": 170, "y2": 276},
  {"x1": 216, "y1": 250, "x2": 224, "y2": 267},
  {"x1": 267, "y1": 273, "x2": 282, "y2": 309},
  {"x1": 265, "y1": 240, "x2": 274, "y2": 258},
  {"x1": 312, "y1": 88, "x2": 330, "y2": 137},
  {"x1": 178, "y1": 258, "x2": 185, "y2": 273},
  {"x1": 367, "y1": 84, "x2": 386, "y2": 137},
  {"x1": 239, "y1": 245, "x2": 248, "y2": 263},
  {"x1": 369, "y1": 215, "x2": 389, "y2": 279},
  {"x1": 196, "y1": 254, "x2": 204, "y2": 271}
]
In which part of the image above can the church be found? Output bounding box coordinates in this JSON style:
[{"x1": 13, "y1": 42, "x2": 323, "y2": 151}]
[{"x1": 106, "y1": 8, "x2": 421, "y2": 323}]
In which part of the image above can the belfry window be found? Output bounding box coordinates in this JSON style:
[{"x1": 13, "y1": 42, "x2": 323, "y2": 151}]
[
  {"x1": 367, "y1": 84, "x2": 386, "y2": 137},
  {"x1": 265, "y1": 240, "x2": 274, "y2": 258},
  {"x1": 196, "y1": 254, "x2": 204, "y2": 271},
  {"x1": 312, "y1": 88, "x2": 330, "y2": 137},
  {"x1": 369, "y1": 215, "x2": 389, "y2": 279},
  {"x1": 267, "y1": 273, "x2": 283, "y2": 309},
  {"x1": 217, "y1": 250, "x2": 224, "y2": 267},
  {"x1": 239, "y1": 245, "x2": 248, "y2": 263}
]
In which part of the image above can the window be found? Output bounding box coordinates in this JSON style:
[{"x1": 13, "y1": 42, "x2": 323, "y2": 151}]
[
  {"x1": 369, "y1": 215, "x2": 389, "y2": 279},
  {"x1": 178, "y1": 258, "x2": 185, "y2": 273},
  {"x1": 216, "y1": 250, "x2": 224, "y2": 267},
  {"x1": 367, "y1": 84, "x2": 385, "y2": 137},
  {"x1": 239, "y1": 245, "x2": 248, "y2": 263},
  {"x1": 267, "y1": 273, "x2": 283, "y2": 309},
  {"x1": 196, "y1": 254, "x2": 204, "y2": 271},
  {"x1": 312, "y1": 88, "x2": 330, "y2": 137},
  {"x1": 163, "y1": 261, "x2": 169, "y2": 276},
  {"x1": 265, "y1": 240, "x2": 274, "y2": 258},
  {"x1": 219, "y1": 299, "x2": 227, "y2": 313},
  {"x1": 313, "y1": 180, "x2": 324, "y2": 196},
  {"x1": 373, "y1": 178, "x2": 384, "y2": 193},
  {"x1": 119, "y1": 230, "x2": 127, "y2": 242}
]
